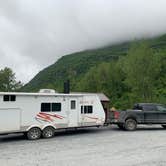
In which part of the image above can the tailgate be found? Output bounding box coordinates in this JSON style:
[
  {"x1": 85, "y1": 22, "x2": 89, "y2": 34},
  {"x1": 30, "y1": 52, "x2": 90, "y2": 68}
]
[
  {"x1": 108, "y1": 110, "x2": 125, "y2": 124},
  {"x1": 106, "y1": 111, "x2": 119, "y2": 123}
]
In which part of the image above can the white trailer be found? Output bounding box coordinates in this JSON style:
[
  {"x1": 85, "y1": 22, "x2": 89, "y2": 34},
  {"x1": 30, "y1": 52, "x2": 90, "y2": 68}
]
[{"x1": 0, "y1": 89, "x2": 105, "y2": 140}]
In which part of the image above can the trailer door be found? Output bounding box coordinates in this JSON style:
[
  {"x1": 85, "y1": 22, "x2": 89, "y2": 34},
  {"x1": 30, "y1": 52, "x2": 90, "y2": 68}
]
[
  {"x1": 68, "y1": 98, "x2": 78, "y2": 127},
  {"x1": 0, "y1": 108, "x2": 21, "y2": 133}
]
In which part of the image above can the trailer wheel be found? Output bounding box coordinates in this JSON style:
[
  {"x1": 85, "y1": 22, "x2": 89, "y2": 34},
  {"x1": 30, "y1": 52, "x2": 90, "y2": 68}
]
[
  {"x1": 124, "y1": 119, "x2": 137, "y2": 131},
  {"x1": 42, "y1": 127, "x2": 55, "y2": 139},
  {"x1": 27, "y1": 127, "x2": 41, "y2": 140},
  {"x1": 117, "y1": 124, "x2": 124, "y2": 130}
]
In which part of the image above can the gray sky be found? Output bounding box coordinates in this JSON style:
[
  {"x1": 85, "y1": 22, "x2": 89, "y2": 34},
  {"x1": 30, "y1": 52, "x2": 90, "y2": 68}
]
[{"x1": 0, "y1": 0, "x2": 166, "y2": 83}]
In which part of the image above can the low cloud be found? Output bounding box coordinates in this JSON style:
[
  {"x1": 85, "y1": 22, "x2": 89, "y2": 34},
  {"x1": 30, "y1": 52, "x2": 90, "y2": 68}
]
[{"x1": 0, "y1": 0, "x2": 166, "y2": 83}]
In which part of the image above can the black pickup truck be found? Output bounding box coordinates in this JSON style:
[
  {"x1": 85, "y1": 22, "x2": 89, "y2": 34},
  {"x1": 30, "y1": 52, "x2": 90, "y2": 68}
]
[{"x1": 110, "y1": 103, "x2": 166, "y2": 131}]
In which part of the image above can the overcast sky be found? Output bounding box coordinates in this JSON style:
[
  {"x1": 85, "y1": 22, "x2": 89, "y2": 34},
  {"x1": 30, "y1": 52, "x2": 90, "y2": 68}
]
[{"x1": 0, "y1": 0, "x2": 166, "y2": 83}]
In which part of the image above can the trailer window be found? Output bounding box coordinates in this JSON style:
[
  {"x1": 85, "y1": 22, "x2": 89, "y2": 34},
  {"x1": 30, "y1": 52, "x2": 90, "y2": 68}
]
[
  {"x1": 81, "y1": 106, "x2": 83, "y2": 114},
  {"x1": 3, "y1": 95, "x2": 9, "y2": 101},
  {"x1": 3, "y1": 95, "x2": 16, "y2": 102},
  {"x1": 52, "y1": 103, "x2": 61, "y2": 112},
  {"x1": 41, "y1": 103, "x2": 61, "y2": 112},
  {"x1": 41, "y1": 103, "x2": 51, "y2": 112},
  {"x1": 11, "y1": 95, "x2": 16, "y2": 101},
  {"x1": 81, "y1": 105, "x2": 93, "y2": 114},
  {"x1": 84, "y1": 106, "x2": 93, "y2": 114},
  {"x1": 71, "y1": 100, "x2": 76, "y2": 109}
]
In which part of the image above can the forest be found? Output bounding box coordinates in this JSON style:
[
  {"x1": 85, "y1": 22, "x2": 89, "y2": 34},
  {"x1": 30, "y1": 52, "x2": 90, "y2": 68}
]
[{"x1": 75, "y1": 42, "x2": 166, "y2": 109}]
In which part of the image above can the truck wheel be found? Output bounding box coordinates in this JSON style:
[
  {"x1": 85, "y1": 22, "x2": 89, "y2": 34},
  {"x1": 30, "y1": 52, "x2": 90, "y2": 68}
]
[
  {"x1": 124, "y1": 119, "x2": 137, "y2": 131},
  {"x1": 27, "y1": 127, "x2": 41, "y2": 140},
  {"x1": 162, "y1": 125, "x2": 166, "y2": 129},
  {"x1": 117, "y1": 124, "x2": 124, "y2": 130},
  {"x1": 42, "y1": 127, "x2": 55, "y2": 138}
]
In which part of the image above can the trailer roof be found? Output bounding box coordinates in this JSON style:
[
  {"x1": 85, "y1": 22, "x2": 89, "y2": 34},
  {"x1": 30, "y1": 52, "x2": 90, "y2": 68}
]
[
  {"x1": 0, "y1": 91, "x2": 110, "y2": 101},
  {"x1": 0, "y1": 92, "x2": 97, "y2": 97},
  {"x1": 72, "y1": 92, "x2": 110, "y2": 101}
]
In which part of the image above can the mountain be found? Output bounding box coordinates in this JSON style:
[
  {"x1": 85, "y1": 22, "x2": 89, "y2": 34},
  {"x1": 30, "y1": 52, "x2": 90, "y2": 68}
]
[{"x1": 22, "y1": 34, "x2": 166, "y2": 92}]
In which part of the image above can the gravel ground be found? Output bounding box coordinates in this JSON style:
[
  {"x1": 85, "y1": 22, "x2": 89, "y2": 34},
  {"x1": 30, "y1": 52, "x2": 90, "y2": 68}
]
[{"x1": 0, "y1": 125, "x2": 166, "y2": 166}]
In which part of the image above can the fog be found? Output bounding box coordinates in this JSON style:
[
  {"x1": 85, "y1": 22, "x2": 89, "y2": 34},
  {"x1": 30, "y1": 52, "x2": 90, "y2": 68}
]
[{"x1": 0, "y1": 0, "x2": 166, "y2": 83}]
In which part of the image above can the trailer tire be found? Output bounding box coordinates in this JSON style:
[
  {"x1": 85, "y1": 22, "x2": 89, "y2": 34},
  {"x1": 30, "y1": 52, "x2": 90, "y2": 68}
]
[
  {"x1": 42, "y1": 126, "x2": 55, "y2": 139},
  {"x1": 117, "y1": 124, "x2": 124, "y2": 130},
  {"x1": 124, "y1": 119, "x2": 137, "y2": 131},
  {"x1": 27, "y1": 127, "x2": 41, "y2": 140}
]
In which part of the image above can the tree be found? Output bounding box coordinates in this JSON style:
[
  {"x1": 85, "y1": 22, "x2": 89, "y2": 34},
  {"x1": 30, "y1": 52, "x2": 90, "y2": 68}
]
[
  {"x1": 76, "y1": 62, "x2": 126, "y2": 108},
  {"x1": 0, "y1": 67, "x2": 23, "y2": 92},
  {"x1": 154, "y1": 50, "x2": 166, "y2": 104},
  {"x1": 120, "y1": 42, "x2": 161, "y2": 103}
]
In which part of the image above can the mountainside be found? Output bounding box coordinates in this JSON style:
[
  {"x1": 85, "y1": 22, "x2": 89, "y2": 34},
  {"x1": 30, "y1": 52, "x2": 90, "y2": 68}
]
[{"x1": 22, "y1": 34, "x2": 166, "y2": 93}]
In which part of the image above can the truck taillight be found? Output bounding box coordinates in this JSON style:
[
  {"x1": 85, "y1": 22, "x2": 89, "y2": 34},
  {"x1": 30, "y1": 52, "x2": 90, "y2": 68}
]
[{"x1": 114, "y1": 111, "x2": 120, "y2": 119}]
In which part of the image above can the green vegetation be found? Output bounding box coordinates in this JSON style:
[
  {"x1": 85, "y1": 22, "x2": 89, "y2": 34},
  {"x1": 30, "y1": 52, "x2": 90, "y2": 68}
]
[
  {"x1": 0, "y1": 67, "x2": 22, "y2": 91},
  {"x1": 22, "y1": 34, "x2": 166, "y2": 108},
  {"x1": 22, "y1": 42, "x2": 129, "y2": 92},
  {"x1": 76, "y1": 42, "x2": 165, "y2": 108}
]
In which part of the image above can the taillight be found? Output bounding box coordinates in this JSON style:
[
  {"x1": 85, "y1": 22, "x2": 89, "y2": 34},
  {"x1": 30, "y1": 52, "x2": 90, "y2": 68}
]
[{"x1": 114, "y1": 111, "x2": 120, "y2": 119}]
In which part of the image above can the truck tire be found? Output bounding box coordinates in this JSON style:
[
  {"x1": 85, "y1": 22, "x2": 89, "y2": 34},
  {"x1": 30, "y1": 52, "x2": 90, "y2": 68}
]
[
  {"x1": 162, "y1": 125, "x2": 166, "y2": 129},
  {"x1": 42, "y1": 127, "x2": 55, "y2": 138},
  {"x1": 124, "y1": 119, "x2": 137, "y2": 131},
  {"x1": 117, "y1": 124, "x2": 125, "y2": 130},
  {"x1": 27, "y1": 127, "x2": 41, "y2": 140}
]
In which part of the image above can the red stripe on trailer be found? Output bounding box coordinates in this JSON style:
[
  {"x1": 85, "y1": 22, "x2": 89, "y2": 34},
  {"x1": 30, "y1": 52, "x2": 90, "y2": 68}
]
[
  {"x1": 85, "y1": 116, "x2": 99, "y2": 120},
  {"x1": 36, "y1": 116, "x2": 52, "y2": 123},
  {"x1": 37, "y1": 113, "x2": 53, "y2": 122},
  {"x1": 39, "y1": 112, "x2": 64, "y2": 119}
]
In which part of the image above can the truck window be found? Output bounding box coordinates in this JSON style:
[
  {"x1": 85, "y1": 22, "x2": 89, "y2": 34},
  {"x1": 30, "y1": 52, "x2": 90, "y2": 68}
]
[
  {"x1": 156, "y1": 105, "x2": 166, "y2": 111},
  {"x1": 143, "y1": 105, "x2": 156, "y2": 111},
  {"x1": 133, "y1": 104, "x2": 142, "y2": 110}
]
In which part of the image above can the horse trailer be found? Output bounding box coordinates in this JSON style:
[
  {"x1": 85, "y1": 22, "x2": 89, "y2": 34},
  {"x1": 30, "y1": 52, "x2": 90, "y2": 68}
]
[{"x1": 0, "y1": 89, "x2": 105, "y2": 140}]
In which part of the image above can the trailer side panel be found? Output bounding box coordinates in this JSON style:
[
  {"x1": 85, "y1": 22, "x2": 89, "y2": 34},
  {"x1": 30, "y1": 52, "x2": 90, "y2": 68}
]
[{"x1": 0, "y1": 108, "x2": 21, "y2": 133}]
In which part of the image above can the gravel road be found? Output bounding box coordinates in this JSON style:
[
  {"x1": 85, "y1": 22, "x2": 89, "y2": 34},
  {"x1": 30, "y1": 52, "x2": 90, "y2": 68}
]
[{"x1": 0, "y1": 125, "x2": 166, "y2": 166}]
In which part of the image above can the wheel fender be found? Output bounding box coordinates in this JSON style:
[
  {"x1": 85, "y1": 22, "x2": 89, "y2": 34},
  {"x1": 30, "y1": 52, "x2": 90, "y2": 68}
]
[
  {"x1": 26, "y1": 125, "x2": 42, "y2": 132},
  {"x1": 41, "y1": 124, "x2": 56, "y2": 131},
  {"x1": 125, "y1": 116, "x2": 137, "y2": 123}
]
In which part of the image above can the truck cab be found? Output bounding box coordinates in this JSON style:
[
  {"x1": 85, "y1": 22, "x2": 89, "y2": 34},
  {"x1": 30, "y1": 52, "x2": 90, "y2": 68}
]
[
  {"x1": 110, "y1": 103, "x2": 166, "y2": 131},
  {"x1": 134, "y1": 103, "x2": 166, "y2": 124}
]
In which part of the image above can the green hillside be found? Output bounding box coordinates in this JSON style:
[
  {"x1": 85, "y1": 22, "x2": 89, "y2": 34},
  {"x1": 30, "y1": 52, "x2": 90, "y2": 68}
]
[
  {"x1": 22, "y1": 34, "x2": 166, "y2": 108},
  {"x1": 23, "y1": 42, "x2": 130, "y2": 92},
  {"x1": 23, "y1": 35, "x2": 166, "y2": 92}
]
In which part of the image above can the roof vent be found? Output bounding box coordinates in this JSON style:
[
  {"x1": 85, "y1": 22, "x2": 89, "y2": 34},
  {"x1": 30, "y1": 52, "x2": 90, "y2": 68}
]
[{"x1": 39, "y1": 89, "x2": 56, "y2": 93}]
